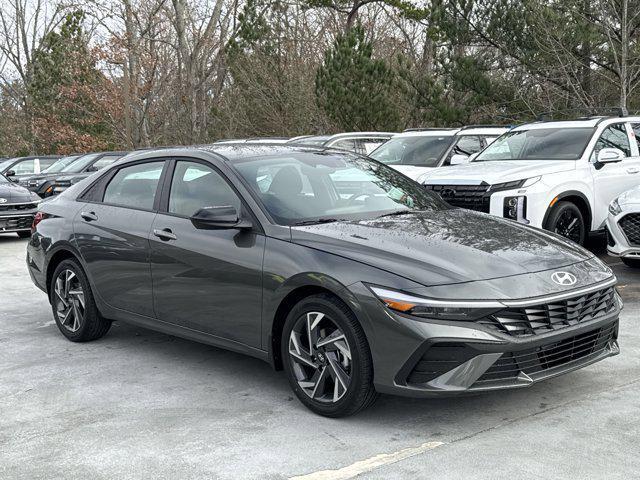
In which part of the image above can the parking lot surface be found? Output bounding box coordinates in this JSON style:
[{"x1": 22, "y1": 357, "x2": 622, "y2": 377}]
[{"x1": 1, "y1": 235, "x2": 639, "y2": 479}]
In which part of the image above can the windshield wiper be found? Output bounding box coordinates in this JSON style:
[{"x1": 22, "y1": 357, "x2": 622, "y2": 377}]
[
  {"x1": 376, "y1": 209, "x2": 421, "y2": 219},
  {"x1": 292, "y1": 218, "x2": 342, "y2": 226}
]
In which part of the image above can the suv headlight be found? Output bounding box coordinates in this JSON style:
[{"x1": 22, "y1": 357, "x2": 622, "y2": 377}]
[
  {"x1": 609, "y1": 198, "x2": 622, "y2": 216},
  {"x1": 369, "y1": 286, "x2": 504, "y2": 321}
]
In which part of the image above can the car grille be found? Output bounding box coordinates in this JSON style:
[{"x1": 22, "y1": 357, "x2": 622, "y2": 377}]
[
  {"x1": 0, "y1": 203, "x2": 38, "y2": 213},
  {"x1": 424, "y1": 183, "x2": 492, "y2": 212},
  {"x1": 424, "y1": 180, "x2": 524, "y2": 213},
  {"x1": 619, "y1": 213, "x2": 640, "y2": 246},
  {"x1": 478, "y1": 286, "x2": 617, "y2": 337},
  {"x1": 474, "y1": 322, "x2": 617, "y2": 384},
  {"x1": 0, "y1": 215, "x2": 33, "y2": 230}
]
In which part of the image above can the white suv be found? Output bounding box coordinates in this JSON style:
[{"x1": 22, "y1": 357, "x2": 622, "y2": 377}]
[
  {"x1": 420, "y1": 116, "x2": 640, "y2": 245},
  {"x1": 369, "y1": 126, "x2": 510, "y2": 180}
]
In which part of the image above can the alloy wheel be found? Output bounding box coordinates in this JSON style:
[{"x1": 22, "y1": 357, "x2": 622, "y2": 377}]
[
  {"x1": 288, "y1": 311, "x2": 352, "y2": 403},
  {"x1": 554, "y1": 209, "x2": 583, "y2": 243},
  {"x1": 53, "y1": 269, "x2": 85, "y2": 333}
]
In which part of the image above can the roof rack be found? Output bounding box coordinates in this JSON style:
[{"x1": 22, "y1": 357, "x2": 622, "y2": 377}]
[
  {"x1": 459, "y1": 124, "x2": 512, "y2": 130},
  {"x1": 402, "y1": 127, "x2": 457, "y2": 132}
]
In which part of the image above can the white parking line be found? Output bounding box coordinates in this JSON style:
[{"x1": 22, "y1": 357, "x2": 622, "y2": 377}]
[{"x1": 289, "y1": 441, "x2": 445, "y2": 480}]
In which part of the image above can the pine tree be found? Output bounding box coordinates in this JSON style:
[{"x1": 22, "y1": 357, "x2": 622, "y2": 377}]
[{"x1": 315, "y1": 26, "x2": 400, "y2": 131}]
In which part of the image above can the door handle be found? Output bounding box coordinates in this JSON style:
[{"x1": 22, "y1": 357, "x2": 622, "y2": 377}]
[
  {"x1": 627, "y1": 167, "x2": 640, "y2": 174},
  {"x1": 80, "y1": 211, "x2": 98, "y2": 222},
  {"x1": 153, "y1": 228, "x2": 177, "y2": 241}
]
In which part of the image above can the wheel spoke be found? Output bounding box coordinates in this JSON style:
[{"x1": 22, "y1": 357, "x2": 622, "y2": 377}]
[
  {"x1": 327, "y1": 353, "x2": 350, "y2": 390},
  {"x1": 306, "y1": 312, "x2": 323, "y2": 350},
  {"x1": 317, "y1": 331, "x2": 351, "y2": 360},
  {"x1": 69, "y1": 289, "x2": 85, "y2": 309},
  {"x1": 310, "y1": 367, "x2": 328, "y2": 399},
  {"x1": 55, "y1": 278, "x2": 68, "y2": 307},
  {"x1": 289, "y1": 332, "x2": 318, "y2": 369}
]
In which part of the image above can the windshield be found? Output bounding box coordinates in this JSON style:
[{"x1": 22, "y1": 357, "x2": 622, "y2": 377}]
[
  {"x1": 292, "y1": 136, "x2": 330, "y2": 146},
  {"x1": 232, "y1": 151, "x2": 447, "y2": 225},
  {"x1": 0, "y1": 159, "x2": 16, "y2": 172},
  {"x1": 369, "y1": 135, "x2": 454, "y2": 167},
  {"x1": 61, "y1": 153, "x2": 99, "y2": 172},
  {"x1": 44, "y1": 155, "x2": 79, "y2": 173},
  {"x1": 475, "y1": 128, "x2": 594, "y2": 161}
]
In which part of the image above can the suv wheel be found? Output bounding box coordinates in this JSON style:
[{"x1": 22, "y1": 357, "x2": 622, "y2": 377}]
[
  {"x1": 50, "y1": 259, "x2": 112, "y2": 342},
  {"x1": 546, "y1": 201, "x2": 586, "y2": 245},
  {"x1": 282, "y1": 293, "x2": 378, "y2": 417},
  {"x1": 622, "y1": 257, "x2": 640, "y2": 268}
]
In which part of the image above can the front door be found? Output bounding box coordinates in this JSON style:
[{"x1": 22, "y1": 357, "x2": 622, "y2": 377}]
[
  {"x1": 149, "y1": 159, "x2": 265, "y2": 348},
  {"x1": 591, "y1": 122, "x2": 640, "y2": 228}
]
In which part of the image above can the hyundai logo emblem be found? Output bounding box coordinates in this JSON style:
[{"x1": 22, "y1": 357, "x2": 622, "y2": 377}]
[
  {"x1": 0, "y1": 198, "x2": 7, "y2": 204},
  {"x1": 551, "y1": 271, "x2": 577, "y2": 286}
]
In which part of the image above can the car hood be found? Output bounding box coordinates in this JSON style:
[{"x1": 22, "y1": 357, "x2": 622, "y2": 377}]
[
  {"x1": 290, "y1": 209, "x2": 593, "y2": 286},
  {"x1": 389, "y1": 165, "x2": 434, "y2": 181},
  {"x1": 418, "y1": 160, "x2": 576, "y2": 185},
  {"x1": 618, "y1": 185, "x2": 640, "y2": 206},
  {"x1": 0, "y1": 181, "x2": 36, "y2": 203}
]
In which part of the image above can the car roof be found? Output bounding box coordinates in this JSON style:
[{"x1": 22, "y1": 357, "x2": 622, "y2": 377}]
[
  {"x1": 396, "y1": 126, "x2": 510, "y2": 138},
  {"x1": 122, "y1": 143, "x2": 349, "y2": 163}
]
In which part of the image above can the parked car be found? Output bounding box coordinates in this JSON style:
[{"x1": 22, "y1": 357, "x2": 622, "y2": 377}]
[
  {"x1": 28, "y1": 144, "x2": 621, "y2": 417},
  {"x1": 49, "y1": 151, "x2": 129, "y2": 196},
  {"x1": 606, "y1": 185, "x2": 640, "y2": 267},
  {"x1": 18, "y1": 155, "x2": 80, "y2": 197},
  {"x1": 288, "y1": 132, "x2": 394, "y2": 155},
  {"x1": 0, "y1": 155, "x2": 61, "y2": 182},
  {"x1": 421, "y1": 116, "x2": 640, "y2": 245},
  {"x1": 369, "y1": 126, "x2": 510, "y2": 180},
  {"x1": 0, "y1": 172, "x2": 41, "y2": 237}
]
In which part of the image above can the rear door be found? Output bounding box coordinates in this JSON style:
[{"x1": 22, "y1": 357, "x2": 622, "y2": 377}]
[
  {"x1": 590, "y1": 122, "x2": 640, "y2": 227},
  {"x1": 149, "y1": 158, "x2": 265, "y2": 348},
  {"x1": 74, "y1": 159, "x2": 167, "y2": 317}
]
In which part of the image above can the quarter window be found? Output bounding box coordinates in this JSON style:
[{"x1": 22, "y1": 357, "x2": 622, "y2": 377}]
[
  {"x1": 592, "y1": 124, "x2": 631, "y2": 159},
  {"x1": 103, "y1": 161, "x2": 164, "y2": 210},
  {"x1": 630, "y1": 123, "x2": 640, "y2": 152},
  {"x1": 168, "y1": 161, "x2": 241, "y2": 217}
]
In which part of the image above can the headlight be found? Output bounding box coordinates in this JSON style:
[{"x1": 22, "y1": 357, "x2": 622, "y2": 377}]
[
  {"x1": 609, "y1": 198, "x2": 622, "y2": 216},
  {"x1": 503, "y1": 196, "x2": 528, "y2": 224},
  {"x1": 369, "y1": 286, "x2": 503, "y2": 321},
  {"x1": 522, "y1": 176, "x2": 541, "y2": 187}
]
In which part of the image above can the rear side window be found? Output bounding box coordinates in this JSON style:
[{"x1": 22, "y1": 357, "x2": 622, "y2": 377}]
[
  {"x1": 168, "y1": 161, "x2": 241, "y2": 217},
  {"x1": 103, "y1": 162, "x2": 164, "y2": 210},
  {"x1": 592, "y1": 123, "x2": 631, "y2": 159}
]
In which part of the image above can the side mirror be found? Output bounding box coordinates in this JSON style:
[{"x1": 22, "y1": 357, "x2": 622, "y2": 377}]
[
  {"x1": 597, "y1": 148, "x2": 624, "y2": 164},
  {"x1": 190, "y1": 206, "x2": 252, "y2": 230},
  {"x1": 450, "y1": 154, "x2": 470, "y2": 166},
  {"x1": 85, "y1": 165, "x2": 99, "y2": 172},
  {"x1": 5, "y1": 169, "x2": 16, "y2": 177}
]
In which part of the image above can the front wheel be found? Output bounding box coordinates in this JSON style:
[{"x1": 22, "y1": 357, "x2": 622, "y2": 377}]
[
  {"x1": 545, "y1": 201, "x2": 586, "y2": 245},
  {"x1": 50, "y1": 259, "x2": 112, "y2": 342},
  {"x1": 282, "y1": 294, "x2": 378, "y2": 417}
]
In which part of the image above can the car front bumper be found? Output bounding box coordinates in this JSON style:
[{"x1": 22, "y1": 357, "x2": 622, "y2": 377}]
[
  {"x1": 352, "y1": 279, "x2": 621, "y2": 398},
  {"x1": 606, "y1": 208, "x2": 640, "y2": 259},
  {"x1": 0, "y1": 204, "x2": 38, "y2": 233}
]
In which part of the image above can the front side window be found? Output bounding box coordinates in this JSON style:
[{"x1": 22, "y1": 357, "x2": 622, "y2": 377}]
[
  {"x1": 12, "y1": 159, "x2": 36, "y2": 174},
  {"x1": 445, "y1": 136, "x2": 482, "y2": 165},
  {"x1": 169, "y1": 161, "x2": 241, "y2": 217},
  {"x1": 591, "y1": 123, "x2": 631, "y2": 160},
  {"x1": 44, "y1": 156, "x2": 79, "y2": 173},
  {"x1": 103, "y1": 161, "x2": 164, "y2": 210},
  {"x1": 369, "y1": 135, "x2": 454, "y2": 167},
  {"x1": 475, "y1": 128, "x2": 594, "y2": 161},
  {"x1": 232, "y1": 151, "x2": 447, "y2": 225}
]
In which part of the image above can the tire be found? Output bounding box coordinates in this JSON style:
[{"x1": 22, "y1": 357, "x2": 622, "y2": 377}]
[
  {"x1": 545, "y1": 201, "x2": 586, "y2": 245},
  {"x1": 50, "y1": 258, "x2": 112, "y2": 342},
  {"x1": 281, "y1": 293, "x2": 378, "y2": 417},
  {"x1": 17, "y1": 231, "x2": 31, "y2": 238},
  {"x1": 621, "y1": 257, "x2": 640, "y2": 268}
]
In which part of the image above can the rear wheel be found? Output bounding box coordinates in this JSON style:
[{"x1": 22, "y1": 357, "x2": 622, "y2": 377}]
[
  {"x1": 545, "y1": 201, "x2": 586, "y2": 245},
  {"x1": 282, "y1": 293, "x2": 377, "y2": 417},
  {"x1": 621, "y1": 257, "x2": 640, "y2": 268},
  {"x1": 17, "y1": 231, "x2": 31, "y2": 238},
  {"x1": 50, "y1": 259, "x2": 111, "y2": 342}
]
